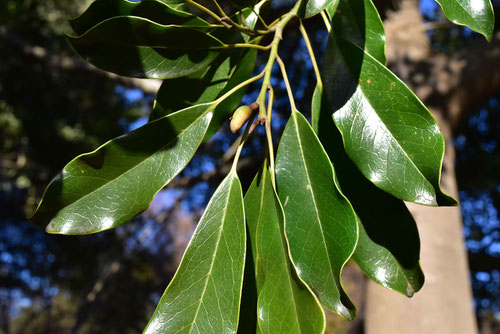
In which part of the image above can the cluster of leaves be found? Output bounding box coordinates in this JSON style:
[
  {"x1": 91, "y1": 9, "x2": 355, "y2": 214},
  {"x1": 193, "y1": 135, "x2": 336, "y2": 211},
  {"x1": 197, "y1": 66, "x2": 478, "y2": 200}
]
[{"x1": 30, "y1": 0, "x2": 494, "y2": 332}]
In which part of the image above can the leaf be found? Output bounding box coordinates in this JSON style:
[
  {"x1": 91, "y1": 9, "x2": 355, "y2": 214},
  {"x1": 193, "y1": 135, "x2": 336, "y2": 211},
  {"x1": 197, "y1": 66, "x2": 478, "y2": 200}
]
[
  {"x1": 355, "y1": 217, "x2": 424, "y2": 296},
  {"x1": 69, "y1": 0, "x2": 210, "y2": 35},
  {"x1": 152, "y1": 48, "x2": 257, "y2": 140},
  {"x1": 275, "y1": 110, "x2": 358, "y2": 319},
  {"x1": 325, "y1": 0, "x2": 340, "y2": 18},
  {"x1": 435, "y1": 0, "x2": 494, "y2": 41},
  {"x1": 30, "y1": 103, "x2": 214, "y2": 234},
  {"x1": 229, "y1": 0, "x2": 258, "y2": 10},
  {"x1": 298, "y1": 0, "x2": 339, "y2": 18},
  {"x1": 322, "y1": 32, "x2": 457, "y2": 206},
  {"x1": 312, "y1": 84, "x2": 424, "y2": 296},
  {"x1": 245, "y1": 165, "x2": 325, "y2": 333},
  {"x1": 68, "y1": 16, "x2": 224, "y2": 79},
  {"x1": 237, "y1": 239, "x2": 258, "y2": 334},
  {"x1": 331, "y1": 0, "x2": 386, "y2": 64},
  {"x1": 238, "y1": 0, "x2": 267, "y2": 42},
  {"x1": 143, "y1": 171, "x2": 246, "y2": 334}
]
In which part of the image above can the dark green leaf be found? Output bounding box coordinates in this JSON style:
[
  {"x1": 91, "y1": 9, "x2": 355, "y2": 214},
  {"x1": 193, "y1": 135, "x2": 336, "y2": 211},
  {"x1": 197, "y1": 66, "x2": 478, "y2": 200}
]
[
  {"x1": 355, "y1": 217, "x2": 424, "y2": 296},
  {"x1": 275, "y1": 110, "x2": 358, "y2": 319},
  {"x1": 331, "y1": 0, "x2": 386, "y2": 64},
  {"x1": 144, "y1": 171, "x2": 246, "y2": 333},
  {"x1": 152, "y1": 48, "x2": 257, "y2": 140},
  {"x1": 435, "y1": 0, "x2": 494, "y2": 40},
  {"x1": 237, "y1": 235, "x2": 258, "y2": 334},
  {"x1": 245, "y1": 164, "x2": 325, "y2": 333},
  {"x1": 70, "y1": 0, "x2": 210, "y2": 35},
  {"x1": 31, "y1": 103, "x2": 214, "y2": 234},
  {"x1": 312, "y1": 84, "x2": 424, "y2": 296},
  {"x1": 325, "y1": 0, "x2": 340, "y2": 18},
  {"x1": 322, "y1": 33, "x2": 457, "y2": 206},
  {"x1": 68, "y1": 16, "x2": 223, "y2": 79},
  {"x1": 229, "y1": 0, "x2": 257, "y2": 11},
  {"x1": 299, "y1": 0, "x2": 338, "y2": 18}
]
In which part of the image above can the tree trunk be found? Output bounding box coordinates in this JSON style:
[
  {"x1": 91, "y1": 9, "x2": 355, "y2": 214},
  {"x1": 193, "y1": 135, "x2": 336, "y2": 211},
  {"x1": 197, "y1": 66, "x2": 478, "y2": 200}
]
[
  {"x1": 365, "y1": 0, "x2": 479, "y2": 332},
  {"x1": 365, "y1": 114, "x2": 477, "y2": 333}
]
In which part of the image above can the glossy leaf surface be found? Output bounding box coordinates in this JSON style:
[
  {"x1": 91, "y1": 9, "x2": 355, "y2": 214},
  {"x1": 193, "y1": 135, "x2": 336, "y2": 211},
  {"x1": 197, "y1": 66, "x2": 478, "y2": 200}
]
[
  {"x1": 435, "y1": 0, "x2": 494, "y2": 40},
  {"x1": 312, "y1": 84, "x2": 424, "y2": 296},
  {"x1": 68, "y1": 16, "x2": 223, "y2": 79},
  {"x1": 325, "y1": 0, "x2": 340, "y2": 18},
  {"x1": 144, "y1": 171, "x2": 246, "y2": 334},
  {"x1": 238, "y1": 0, "x2": 267, "y2": 42},
  {"x1": 70, "y1": 0, "x2": 209, "y2": 35},
  {"x1": 245, "y1": 165, "x2": 325, "y2": 333},
  {"x1": 332, "y1": 0, "x2": 386, "y2": 64},
  {"x1": 275, "y1": 110, "x2": 358, "y2": 319},
  {"x1": 153, "y1": 48, "x2": 257, "y2": 139},
  {"x1": 31, "y1": 104, "x2": 214, "y2": 234},
  {"x1": 355, "y1": 217, "x2": 424, "y2": 296},
  {"x1": 299, "y1": 0, "x2": 338, "y2": 18},
  {"x1": 322, "y1": 33, "x2": 457, "y2": 206}
]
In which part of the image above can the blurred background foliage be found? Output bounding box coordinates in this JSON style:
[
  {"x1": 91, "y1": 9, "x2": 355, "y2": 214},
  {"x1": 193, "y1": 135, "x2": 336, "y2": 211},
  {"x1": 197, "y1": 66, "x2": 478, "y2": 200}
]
[{"x1": 0, "y1": 0, "x2": 499, "y2": 333}]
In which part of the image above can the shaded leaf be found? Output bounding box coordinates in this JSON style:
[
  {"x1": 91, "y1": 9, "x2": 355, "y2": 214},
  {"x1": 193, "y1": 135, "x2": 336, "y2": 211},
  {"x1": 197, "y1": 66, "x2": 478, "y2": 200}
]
[
  {"x1": 143, "y1": 171, "x2": 246, "y2": 334},
  {"x1": 322, "y1": 32, "x2": 457, "y2": 206},
  {"x1": 312, "y1": 84, "x2": 424, "y2": 296},
  {"x1": 68, "y1": 16, "x2": 224, "y2": 79},
  {"x1": 331, "y1": 0, "x2": 386, "y2": 64},
  {"x1": 152, "y1": 48, "x2": 257, "y2": 140},
  {"x1": 70, "y1": 0, "x2": 210, "y2": 35},
  {"x1": 237, "y1": 235, "x2": 258, "y2": 334},
  {"x1": 229, "y1": 0, "x2": 258, "y2": 10},
  {"x1": 31, "y1": 103, "x2": 214, "y2": 234},
  {"x1": 275, "y1": 110, "x2": 358, "y2": 319},
  {"x1": 299, "y1": 0, "x2": 339, "y2": 18},
  {"x1": 435, "y1": 0, "x2": 494, "y2": 41},
  {"x1": 245, "y1": 164, "x2": 325, "y2": 333}
]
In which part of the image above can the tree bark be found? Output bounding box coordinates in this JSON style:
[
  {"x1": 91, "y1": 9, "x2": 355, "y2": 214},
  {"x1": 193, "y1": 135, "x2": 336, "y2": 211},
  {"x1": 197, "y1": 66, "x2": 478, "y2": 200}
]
[
  {"x1": 365, "y1": 113, "x2": 478, "y2": 334},
  {"x1": 364, "y1": 0, "x2": 485, "y2": 332}
]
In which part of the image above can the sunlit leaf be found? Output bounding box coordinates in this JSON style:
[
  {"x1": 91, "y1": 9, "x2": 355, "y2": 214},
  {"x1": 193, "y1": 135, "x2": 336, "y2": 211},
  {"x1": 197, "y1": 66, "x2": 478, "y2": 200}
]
[
  {"x1": 143, "y1": 171, "x2": 245, "y2": 334},
  {"x1": 245, "y1": 164, "x2": 325, "y2": 333},
  {"x1": 312, "y1": 84, "x2": 424, "y2": 296},
  {"x1": 331, "y1": 0, "x2": 386, "y2": 64},
  {"x1": 325, "y1": 0, "x2": 340, "y2": 18},
  {"x1": 299, "y1": 0, "x2": 339, "y2": 18},
  {"x1": 435, "y1": 0, "x2": 494, "y2": 41},
  {"x1": 322, "y1": 31, "x2": 457, "y2": 206},
  {"x1": 70, "y1": 0, "x2": 210, "y2": 35},
  {"x1": 275, "y1": 110, "x2": 358, "y2": 319},
  {"x1": 238, "y1": 0, "x2": 267, "y2": 42},
  {"x1": 355, "y1": 217, "x2": 424, "y2": 296},
  {"x1": 31, "y1": 103, "x2": 214, "y2": 234},
  {"x1": 68, "y1": 16, "x2": 224, "y2": 79}
]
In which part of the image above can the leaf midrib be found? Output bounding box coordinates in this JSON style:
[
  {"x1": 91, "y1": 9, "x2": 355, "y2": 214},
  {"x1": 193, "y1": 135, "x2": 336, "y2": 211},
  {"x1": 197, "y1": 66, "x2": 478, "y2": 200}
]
[
  {"x1": 255, "y1": 170, "x2": 302, "y2": 332},
  {"x1": 337, "y1": 41, "x2": 434, "y2": 194},
  {"x1": 291, "y1": 112, "x2": 337, "y2": 292},
  {"x1": 56, "y1": 110, "x2": 208, "y2": 215},
  {"x1": 188, "y1": 175, "x2": 235, "y2": 333},
  {"x1": 439, "y1": 0, "x2": 489, "y2": 32}
]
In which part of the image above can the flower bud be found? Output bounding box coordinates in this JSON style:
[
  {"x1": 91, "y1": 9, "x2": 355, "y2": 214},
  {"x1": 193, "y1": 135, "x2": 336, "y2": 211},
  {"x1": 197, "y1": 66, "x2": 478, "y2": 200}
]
[{"x1": 230, "y1": 105, "x2": 253, "y2": 133}]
